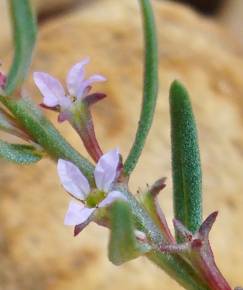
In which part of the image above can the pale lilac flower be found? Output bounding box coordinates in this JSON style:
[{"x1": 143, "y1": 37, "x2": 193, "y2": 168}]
[
  {"x1": 57, "y1": 148, "x2": 125, "y2": 235},
  {"x1": 34, "y1": 58, "x2": 106, "y2": 162},
  {"x1": 33, "y1": 58, "x2": 106, "y2": 118}
]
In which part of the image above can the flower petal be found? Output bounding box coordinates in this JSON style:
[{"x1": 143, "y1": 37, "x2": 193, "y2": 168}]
[
  {"x1": 98, "y1": 190, "x2": 126, "y2": 208},
  {"x1": 57, "y1": 159, "x2": 90, "y2": 199},
  {"x1": 94, "y1": 148, "x2": 120, "y2": 192},
  {"x1": 64, "y1": 201, "x2": 95, "y2": 225},
  {"x1": 33, "y1": 72, "x2": 65, "y2": 107},
  {"x1": 76, "y1": 74, "x2": 106, "y2": 100},
  {"x1": 66, "y1": 58, "x2": 90, "y2": 96},
  {"x1": 59, "y1": 97, "x2": 72, "y2": 110}
]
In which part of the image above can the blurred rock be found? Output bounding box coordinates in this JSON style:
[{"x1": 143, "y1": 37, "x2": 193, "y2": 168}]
[
  {"x1": 0, "y1": 0, "x2": 11, "y2": 56},
  {"x1": 1, "y1": 0, "x2": 243, "y2": 290},
  {"x1": 33, "y1": 0, "x2": 80, "y2": 15},
  {"x1": 219, "y1": 0, "x2": 243, "y2": 45}
]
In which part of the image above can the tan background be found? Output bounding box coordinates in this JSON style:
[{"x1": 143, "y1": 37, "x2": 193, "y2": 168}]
[{"x1": 0, "y1": 0, "x2": 243, "y2": 289}]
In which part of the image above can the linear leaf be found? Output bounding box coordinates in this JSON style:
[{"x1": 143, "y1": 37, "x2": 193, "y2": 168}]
[
  {"x1": 170, "y1": 80, "x2": 202, "y2": 236},
  {"x1": 108, "y1": 200, "x2": 148, "y2": 265},
  {"x1": 6, "y1": 0, "x2": 37, "y2": 95},
  {"x1": 124, "y1": 0, "x2": 158, "y2": 175},
  {"x1": 0, "y1": 140, "x2": 42, "y2": 164}
]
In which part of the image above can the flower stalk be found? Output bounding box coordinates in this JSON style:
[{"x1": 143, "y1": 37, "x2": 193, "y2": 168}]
[{"x1": 68, "y1": 102, "x2": 103, "y2": 162}]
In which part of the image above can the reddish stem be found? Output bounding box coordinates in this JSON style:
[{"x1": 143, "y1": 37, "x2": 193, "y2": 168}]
[
  {"x1": 192, "y1": 243, "x2": 232, "y2": 290},
  {"x1": 150, "y1": 179, "x2": 175, "y2": 243},
  {"x1": 154, "y1": 196, "x2": 175, "y2": 243},
  {"x1": 161, "y1": 214, "x2": 232, "y2": 290},
  {"x1": 71, "y1": 106, "x2": 103, "y2": 163},
  {"x1": 79, "y1": 117, "x2": 103, "y2": 163}
]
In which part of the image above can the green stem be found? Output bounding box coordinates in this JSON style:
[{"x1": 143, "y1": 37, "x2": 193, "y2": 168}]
[
  {"x1": 124, "y1": 0, "x2": 158, "y2": 175},
  {"x1": 0, "y1": 95, "x2": 95, "y2": 183}
]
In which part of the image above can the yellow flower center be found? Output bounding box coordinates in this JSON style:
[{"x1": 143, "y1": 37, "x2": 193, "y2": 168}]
[{"x1": 86, "y1": 189, "x2": 106, "y2": 208}]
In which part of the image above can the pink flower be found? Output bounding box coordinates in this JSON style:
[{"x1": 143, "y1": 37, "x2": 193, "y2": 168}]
[
  {"x1": 0, "y1": 71, "x2": 6, "y2": 90},
  {"x1": 57, "y1": 148, "x2": 126, "y2": 235},
  {"x1": 33, "y1": 58, "x2": 106, "y2": 120}
]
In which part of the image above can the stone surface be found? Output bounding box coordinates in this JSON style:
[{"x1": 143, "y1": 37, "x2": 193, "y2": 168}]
[
  {"x1": 32, "y1": 0, "x2": 80, "y2": 15},
  {"x1": 1, "y1": 0, "x2": 243, "y2": 289},
  {"x1": 0, "y1": 0, "x2": 11, "y2": 56}
]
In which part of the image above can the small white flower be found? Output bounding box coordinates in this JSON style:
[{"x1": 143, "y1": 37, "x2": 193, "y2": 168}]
[
  {"x1": 33, "y1": 58, "x2": 106, "y2": 120},
  {"x1": 57, "y1": 148, "x2": 126, "y2": 235}
]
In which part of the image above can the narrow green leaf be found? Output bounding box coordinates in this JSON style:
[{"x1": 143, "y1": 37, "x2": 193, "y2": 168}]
[
  {"x1": 0, "y1": 140, "x2": 42, "y2": 164},
  {"x1": 170, "y1": 80, "x2": 202, "y2": 235},
  {"x1": 108, "y1": 200, "x2": 148, "y2": 265},
  {"x1": 124, "y1": 0, "x2": 158, "y2": 175},
  {"x1": 6, "y1": 0, "x2": 37, "y2": 95}
]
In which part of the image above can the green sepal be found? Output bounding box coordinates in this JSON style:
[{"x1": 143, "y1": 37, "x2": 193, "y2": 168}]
[
  {"x1": 170, "y1": 80, "x2": 202, "y2": 236},
  {"x1": 6, "y1": 0, "x2": 37, "y2": 95},
  {"x1": 140, "y1": 179, "x2": 166, "y2": 227},
  {"x1": 139, "y1": 179, "x2": 174, "y2": 242},
  {"x1": 0, "y1": 140, "x2": 42, "y2": 164},
  {"x1": 108, "y1": 200, "x2": 149, "y2": 265}
]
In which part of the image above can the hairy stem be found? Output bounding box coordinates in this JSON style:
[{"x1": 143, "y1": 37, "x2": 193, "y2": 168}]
[
  {"x1": 0, "y1": 95, "x2": 95, "y2": 183},
  {"x1": 115, "y1": 184, "x2": 210, "y2": 290}
]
